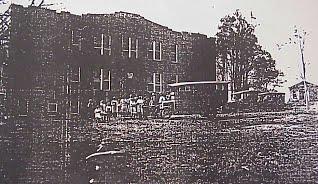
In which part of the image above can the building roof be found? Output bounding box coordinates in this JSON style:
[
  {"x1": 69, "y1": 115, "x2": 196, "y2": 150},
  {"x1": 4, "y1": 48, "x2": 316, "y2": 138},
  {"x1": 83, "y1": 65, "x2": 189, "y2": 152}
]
[
  {"x1": 258, "y1": 92, "x2": 285, "y2": 96},
  {"x1": 232, "y1": 89, "x2": 260, "y2": 95},
  {"x1": 10, "y1": 4, "x2": 211, "y2": 39},
  {"x1": 168, "y1": 81, "x2": 229, "y2": 87},
  {"x1": 289, "y1": 81, "x2": 318, "y2": 89}
]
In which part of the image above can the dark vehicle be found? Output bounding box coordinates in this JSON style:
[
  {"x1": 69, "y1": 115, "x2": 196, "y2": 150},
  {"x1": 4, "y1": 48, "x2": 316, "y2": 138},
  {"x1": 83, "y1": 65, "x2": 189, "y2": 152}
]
[
  {"x1": 258, "y1": 92, "x2": 286, "y2": 112},
  {"x1": 168, "y1": 81, "x2": 228, "y2": 116},
  {"x1": 224, "y1": 90, "x2": 286, "y2": 113}
]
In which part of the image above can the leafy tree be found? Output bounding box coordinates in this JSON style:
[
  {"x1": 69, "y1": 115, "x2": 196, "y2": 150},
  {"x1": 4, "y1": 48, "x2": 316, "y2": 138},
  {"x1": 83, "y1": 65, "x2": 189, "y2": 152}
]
[
  {"x1": 249, "y1": 49, "x2": 280, "y2": 90},
  {"x1": 216, "y1": 10, "x2": 281, "y2": 92}
]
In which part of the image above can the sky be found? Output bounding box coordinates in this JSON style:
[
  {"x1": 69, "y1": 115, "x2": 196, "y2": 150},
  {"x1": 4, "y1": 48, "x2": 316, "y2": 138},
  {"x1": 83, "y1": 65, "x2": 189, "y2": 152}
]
[{"x1": 1, "y1": 0, "x2": 318, "y2": 98}]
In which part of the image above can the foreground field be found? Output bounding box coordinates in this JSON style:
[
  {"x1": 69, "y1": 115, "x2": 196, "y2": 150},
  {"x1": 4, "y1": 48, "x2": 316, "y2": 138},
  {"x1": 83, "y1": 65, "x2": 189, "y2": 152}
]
[{"x1": 1, "y1": 113, "x2": 318, "y2": 183}]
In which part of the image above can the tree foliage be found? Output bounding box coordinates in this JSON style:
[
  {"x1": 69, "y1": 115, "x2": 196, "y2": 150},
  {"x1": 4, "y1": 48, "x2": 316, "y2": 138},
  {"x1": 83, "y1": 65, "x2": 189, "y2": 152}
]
[{"x1": 216, "y1": 10, "x2": 281, "y2": 92}]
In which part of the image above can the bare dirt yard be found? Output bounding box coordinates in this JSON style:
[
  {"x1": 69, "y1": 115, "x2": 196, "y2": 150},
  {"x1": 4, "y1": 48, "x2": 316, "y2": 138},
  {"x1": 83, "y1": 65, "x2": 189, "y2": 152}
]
[{"x1": 1, "y1": 113, "x2": 318, "y2": 183}]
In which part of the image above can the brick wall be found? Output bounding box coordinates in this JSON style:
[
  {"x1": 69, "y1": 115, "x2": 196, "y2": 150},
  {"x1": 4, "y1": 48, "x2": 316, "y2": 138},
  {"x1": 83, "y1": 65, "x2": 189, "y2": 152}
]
[{"x1": 6, "y1": 4, "x2": 216, "y2": 118}]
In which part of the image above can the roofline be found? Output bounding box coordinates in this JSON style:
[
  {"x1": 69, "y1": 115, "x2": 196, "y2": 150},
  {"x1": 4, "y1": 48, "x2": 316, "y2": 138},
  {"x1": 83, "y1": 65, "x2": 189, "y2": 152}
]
[
  {"x1": 289, "y1": 80, "x2": 318, "y2": 89},
  {"x1": 258, "y1": 92, "x2": 285, "y2": 95},
  {"x1": 232, "y1": 89, "x2": 260, "y2": 95},
  {"x1": 168, "y1": 81, "x2": 229, "y2": 87},
  {"x1": 10, "y1": 3, "x2": 213, "y2": 38}
]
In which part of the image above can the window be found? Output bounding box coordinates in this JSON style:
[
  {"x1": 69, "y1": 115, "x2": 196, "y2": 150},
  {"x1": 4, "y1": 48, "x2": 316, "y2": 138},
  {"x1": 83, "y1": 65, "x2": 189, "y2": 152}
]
[
  {"x1": 71, "y1": 30, "x2": 81, "y2": 50},
  {"x1": 18, "y1": 99, "x2": 28, "y2": 116},
  {"x1": 299, "y1": 90, "x2": 304, "y2": 100},
  {"x1": 70, "y1": 98, "x2": 80, "y2": 114},
  {"x1": 172, "y1": 44, "x2": 178, "y2": 62},
  {"x1": 101, "y1": 69, "x2": 111, "y2": 91},
  {"x1": 122, "y1": 36, "x2": 138, "y2": 58},
  {"x1": 185, "y1": 86, "x2": 191, "y2": 91},
  {"x1": 148, "y1": 41, "x2": 162, "y2": 61},
  {"x1": 292, "y1": 91, "x2": 297, "y2": 99},
  {"x1": 93, "y1": 69, "x2": 111, "y2": 91},
  {"x1": 94, "y1": 34, "x2": 111, "y2": 56},
  {"x1": 147, "y1": 73, "x2": 163, "y2": 93},
  {"x1": 70, "y1": 67, "x2": 81, "y2": 83},
  {"x1": 48, "y1": 103, "x2": 58, "y2": 113},
  {"x1": 92, "y1": 70, "x2": 100, "y2": 90}
]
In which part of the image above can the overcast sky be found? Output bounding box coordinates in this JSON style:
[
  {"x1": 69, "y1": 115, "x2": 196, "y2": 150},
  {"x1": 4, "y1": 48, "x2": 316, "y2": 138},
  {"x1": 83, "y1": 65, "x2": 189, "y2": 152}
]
[{"x1": 2, "y1": 0, "x2": 318, "y2": 96}]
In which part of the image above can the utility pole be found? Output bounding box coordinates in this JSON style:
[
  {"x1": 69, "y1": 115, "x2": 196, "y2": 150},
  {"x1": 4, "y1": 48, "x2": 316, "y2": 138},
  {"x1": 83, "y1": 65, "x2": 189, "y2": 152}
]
[
  {"x1": 278, "y1": 26, "x2": 309, "y2": 110},
  {"x1": 294, "y1": 27, "x2": 309, "y2": 110}
]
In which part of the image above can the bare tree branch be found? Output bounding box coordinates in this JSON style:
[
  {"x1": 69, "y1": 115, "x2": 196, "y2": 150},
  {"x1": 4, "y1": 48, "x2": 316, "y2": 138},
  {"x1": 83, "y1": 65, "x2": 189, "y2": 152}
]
[
  {"x1": 31, "y1": 0, "x2": 36, "y2": 6},
  {"x1": 38, "y1": 0, "x2": 45, "y2": 7}
]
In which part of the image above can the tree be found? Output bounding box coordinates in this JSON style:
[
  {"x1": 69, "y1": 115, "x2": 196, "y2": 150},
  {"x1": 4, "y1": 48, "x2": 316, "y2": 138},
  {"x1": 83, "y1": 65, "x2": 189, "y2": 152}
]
[
  {"x1": 216, "y1": 10, "x2": 281, "y2": 92},
  {"x1": 216, "y1": 10, "x2": 258, "y2": 92},
  {"x1": 249, "y1": 49, "x2": 280, "y2": 90}
]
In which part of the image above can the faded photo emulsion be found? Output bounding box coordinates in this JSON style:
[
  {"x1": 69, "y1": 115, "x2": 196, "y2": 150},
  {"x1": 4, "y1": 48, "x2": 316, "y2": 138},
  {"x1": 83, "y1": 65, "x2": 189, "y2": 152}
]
[{"x1": 0, "y1": 0, "x2": 318, "y2": 183}]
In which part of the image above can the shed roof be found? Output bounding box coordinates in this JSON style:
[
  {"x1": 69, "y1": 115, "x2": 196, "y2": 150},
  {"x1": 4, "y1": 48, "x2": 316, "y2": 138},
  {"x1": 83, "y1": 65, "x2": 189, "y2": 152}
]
[
  {"x1": 258, "y1": 92, "x2": 285, "y2": 96},
  {"x1": 232, "y1": 89, "x2": 260, "y2": 95},
  {"x1": 289, "y1": 81, "x2": 318, "y2": 89}
]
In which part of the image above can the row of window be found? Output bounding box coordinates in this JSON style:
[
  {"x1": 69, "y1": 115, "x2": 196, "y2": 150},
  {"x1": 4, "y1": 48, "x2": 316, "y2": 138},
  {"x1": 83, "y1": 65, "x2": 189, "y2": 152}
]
[
  {"x1": 292, "y1": 90, "x2": 305, "y2": 100},
  {"x1": 16, "y1": 99, "x2": 81, "y2": 115},
  {"x1": 69, "y1": 67, "x2": 112, "y2": 91},
  {"x1": 19, "y1": 82, "x2": 225, "y2": 116},
  {"x1": 71, "y1": 32, "x2": 179, "y2": 62},
  {"x1": 69, "y1": 67, "x2": 180, "y2": 93}
]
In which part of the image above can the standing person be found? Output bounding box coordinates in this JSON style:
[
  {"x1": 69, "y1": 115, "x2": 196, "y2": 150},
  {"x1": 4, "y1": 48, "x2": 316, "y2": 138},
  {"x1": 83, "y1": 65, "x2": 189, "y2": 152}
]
[
  {"x1": 127, "y1": 94, "x2": 133, "y2": 116},
  {"x1": 130, "y1": 96, "x2": 137, "y2": 118},
  {"x1": 118, "y1": 97, "x2": 123, "y2": 118},
  {"x1": 150, "y1": 92, "x2": 157, "y2": 118},
  {"x1": 111, "y1": 97, "x2": 119, "y2": 119},
  {"x1": 105, "y1": 102, "x2": 112, "y2": 121},
  {"x1": 148, "y1": 96, "x2": 154, "y2": 117},
  {"x1": 86, "y1": 99, "x2": 95, "y2": 119},
  {"x1": 120, "y1": 97, "x2": 127, "y2": 118},
  {"x1": 99, "y1": 100, "x2": 107, "y2": 120},
  {"x1": 99, "y1": 100, "x2": 106, "y2": 112},
  {"x1": 136, "y1": 95, "x2": 144, "y2": 119},
  {"x1": 158, "y1": 93, "x2": 166, "y2": 118},
  {"x1": 143, "y1": 94, "x2": 150, "y2": 119},
  {"x1": 94, "y1": 106, "x2": 102, "y2": 122},
  {"x1": 170, "y1": 92, "x2": 176, "y2": 111}
]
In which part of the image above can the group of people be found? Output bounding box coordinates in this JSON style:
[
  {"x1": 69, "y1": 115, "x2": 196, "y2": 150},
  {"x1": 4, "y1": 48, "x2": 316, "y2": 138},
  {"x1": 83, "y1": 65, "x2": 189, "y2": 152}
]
[{"x1": 87, "y1": 92, "x2": 176, "y2": 122}]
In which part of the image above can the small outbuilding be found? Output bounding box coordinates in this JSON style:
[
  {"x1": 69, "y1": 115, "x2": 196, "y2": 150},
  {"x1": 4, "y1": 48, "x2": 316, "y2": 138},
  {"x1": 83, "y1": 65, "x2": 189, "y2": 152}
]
[{"x1": 288, "y1": 81, "x2": 318, "y2": 104}]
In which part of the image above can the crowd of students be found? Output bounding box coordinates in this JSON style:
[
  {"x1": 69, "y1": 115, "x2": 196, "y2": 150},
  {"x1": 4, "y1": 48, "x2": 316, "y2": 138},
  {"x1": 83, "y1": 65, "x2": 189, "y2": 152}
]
[{"x1": 87, "y1": 92, "x2": 176, "y2": 122}]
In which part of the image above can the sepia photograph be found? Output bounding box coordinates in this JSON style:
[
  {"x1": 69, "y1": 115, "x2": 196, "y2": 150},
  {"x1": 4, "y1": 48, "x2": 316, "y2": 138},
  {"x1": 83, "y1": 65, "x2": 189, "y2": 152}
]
[{"x1": 0, "y1": 0, "x2": 318, "y2": 183}]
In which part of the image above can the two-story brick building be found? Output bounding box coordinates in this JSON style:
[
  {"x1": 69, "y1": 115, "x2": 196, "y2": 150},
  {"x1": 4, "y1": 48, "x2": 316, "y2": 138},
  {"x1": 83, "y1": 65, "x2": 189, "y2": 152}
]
[{"x1": 0, "y1": 4, "x2": 221, "y2": 119}]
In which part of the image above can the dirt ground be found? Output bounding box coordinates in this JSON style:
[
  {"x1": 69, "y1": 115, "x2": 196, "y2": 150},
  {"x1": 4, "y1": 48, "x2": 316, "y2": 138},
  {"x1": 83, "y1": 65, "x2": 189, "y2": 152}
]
[{"x1": 1, "y1": 113, "x2": 318, "y2": 183}]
